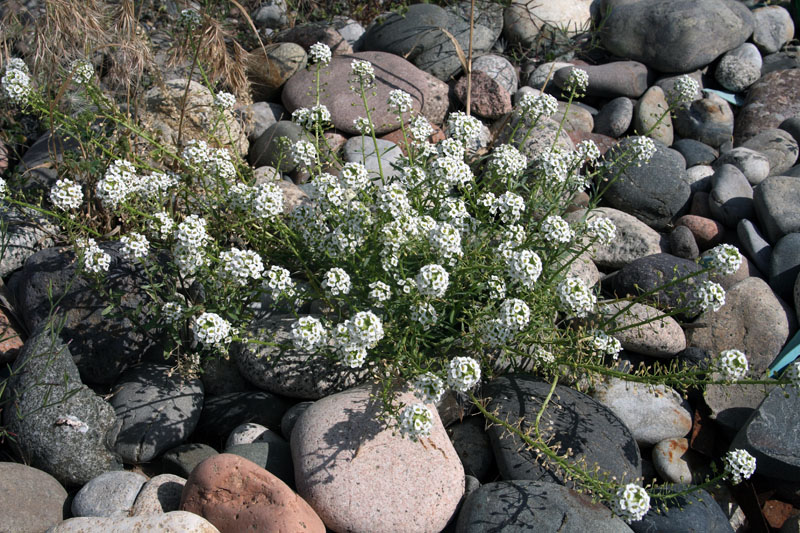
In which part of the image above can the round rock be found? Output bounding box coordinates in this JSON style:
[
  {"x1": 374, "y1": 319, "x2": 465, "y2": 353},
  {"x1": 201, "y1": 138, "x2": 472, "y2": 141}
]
[
  {"x1": 472, "y1": 54, "x2": 518, "y2": 94},
  {"x1": 740, "y1": 128, "x2": 799, "y2": 177},
  {"x1": 248, "y1": 120, "x2": 304, "y2": 172},
  {"x1": 48, "y1": 511, "x2": 221, "y2": 532},
  {"x1": 610, "y1": 253, "x2": 706, "y2": 312},
  {"x1": 633, "y1": 85, "x2": 673, "y2": 146},
  {"x1": 670, "y1": 225, "x2": 700, "y2": 259},
  {"x1": 72, "y1": 471, "x2": 147, "y2": 518},
  {"x1": 652, "y1": 438, "x2": 698, "y2": 484},
  {"x1": 736, "y1": 69, "x2": 800, "y2": 144},
  {"x1": 686, "y1": 165, "x2": 715, "y2": 193},
  {"x1": 632, "y1": 486, "x2": 734, "y2": 533},
  {"x1": 737, "y1": 218, "x2": 772, "y2": 275},
  {"x1": 455, "y1": 70, "x2": 511, "y2": 120},
  {"x1": 130, "y1": 474, "x2": 186, "y2": 516},
  {"x1": 246, "y1": 43, "x2": 306, "y2": 101},
  {"x1": 0, "y1": 463, "x2": 67, "y2": 533},
  {"x1": 503, "y1": 0, "x2": 595, "y2": 47},
  {"x1": 672, "y1": 139, "x2": 718, "y2": 168},
  {"x1": 674, "y1": 92, "x2": 734, "y2": 148},
  {"x1": 715, "y1": 43, "x2": 762, "y2": 93},
  {"x1": 597, "y1": 301, "x2": 687, "y2": 358},
  {"x1": 708, "y1": 164, "x2": 754, "y2": 228},
  {"x1": 594, "y1": 96, "x2": 633, "y2": 138},
  {"x1": 676, "y1": 214, "x2": 724, "y2": 250},
  {"x1": 769, "y1": 232, "x2": 800, "y2": 302},
  {"x1": 752, "y1": 5, "x2": 795, "y2": 54},
  {"x1": 553, "y1": 62, "x2": 650, "y2": 98},
  {"x1": 713, "y1": 147, "x2": 771, "y2": 186},
  {"x1": 754, "y1": 175, "x2": 800, "y2": 244}
]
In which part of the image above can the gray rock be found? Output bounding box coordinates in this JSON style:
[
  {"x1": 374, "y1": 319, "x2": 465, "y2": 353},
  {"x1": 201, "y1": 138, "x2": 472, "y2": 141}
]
[
  {"x1": 282, "y1": 401, "x2": 312, "y2": 440},
  {"x1": 248, "y1": 120, "x2": 304, "y2": 173},
  {"x1": 485, "y1": 375, "x2": 642, "y2": 485},
  {"x1": 495, "y1": 115, "x2": 574, "y2": 162},
  {"x1": 455, "y1": 480, "x2": 634, "y2": 533},
  {"x1": 656, "y1": 71, "x2": 705, "y2": 103},
  {"x1": 651, "y1": 437, "x2": 706, "y2": 484},
  {"x1": 226, "y1": 422, "x2": 271, "y2": 447},
  {"x1": 527, "y1": 61, "x2": 574, "y2": 89},
  {"x1": 46, "y1": 511, "x2": 220, "y2": 532},
  {"x1": 708, "y1": 164, "x2": 754, "y2": 228},
  {"x1": 503, "y1": 0, "x2": 595, "y2": 48},
  {"x1": 252, "y1": 0, "x2": 288, "y2": 30},
  {"x1": 674, "y1": 92, "x2": 734, "y2": 148},
  {"x1": 194, "y1": 391, "x2": 292, "y2": 443},
  {"x1": 600, "y1": 0, "x2": 754, "y2": 73},
  {"x1": 0, "y1": 203, "x2": 56, "y2": 278},
  {"x1": 769, "y1": 232, "x2": 800, "y2": 302},
  {"x1": 111, "y1": 364, "x2": 204, "y2": 464},
  {"x1": 130, "y1": 474, "x2": 185, "y2": 516},
  {"x1": 672, "y1": 139, "x2": 718, "y2": 167},
  {"x1": 715, "y1": 43, "x2": 762, "y2": 93},
  {"x1": 448, "y1": 416, "x2": 494, "y2": 481},
  {"x1": 592, "y1": 378, "x2": 692, "y2": 446},
  {"x1": 17, "y1": 131, "x2": 79, "y2": 192},
  {"x1": 332, "y1": 17, "x2": 366, "y2": 49},
  {"x1": 740, "y1": 128, "x2": 799, "y2": 177},
  {"x1": 243, "y1": 101, "x2": 286, "y2": 141},
  {"x1": 601, "y1": 138, "x2": 690, "y2": 230},
  {"x1": 224, "y1": 441, "x2": 295, "y2": 488},
  {"x1": 731, "y1": 384, "x2": 800, "y2": 482},
  {"x1": 761, "y1": 51, "x2": 800, "y2": 76},
  {"x1": 343, "y1": 136, "x2": 403, "y2": 182},
  {"x1": 552, "y1": 100, "x2": 594, "y2": 133},
  {"x1": 633, "y1": 85, "x2": 673, "y2": 146},
  {"x1": 779, "y1": 117, "x2": 800, "y2": 149},
  {"x1": 594, "y1": 96, "x2": 633, "y2": 138},
  {"x1": 0, "y1": 463, "x2": 67, "y2": 533},
  {"x1": 685, "y1": 165, "x2": 716, "y2": 193},
  {"x1": 553, "y1": 61, "x2": 650, "y2": 98},
  {"x1": 610, "y1": 253, "x2": 706, "y2": 312},
  {"x1": 752, "y1": 5, "x2": 794, "y2": 54},
  {"x1": 754, "y1": 174, "x2": 800, "y2": 243},
  {"x1": 72, "y1": 471, "x2": 147, "y2": 518},
  {"x1": 737, "y1": 218, "x2": 772, "y2": 275},
  {"x1": 713, "y1": 147, "x2": 770, "y2": 186},
  {"x1": 3, "y1": 323, "x2": 121, "y2": 486},
  {"x1": 233, "y1": 315, "x2": 369, "y2": 399},
  {"x1": 472, "y1": 54, "x2": 518, "y2": 94},
  {"x1": 596, "y1": 301, "x2": 687, "y2": 358},
  {"x1": 736, "y1": 69, "x2": 800, "y2": 145},
  {"x1": 161, "y1": 443, "x2": 219, "y2": 478},
  {"x1": 687, "y1": 277, "x2": 793, "y2": 431},
  {"x1": 630, "y1": 485, "x2": 734, "y2": 533},
  {"x1": 246, "y1": 43, "x2": 306, "y2": 102},
  {"x1": 199, "y1": 353, "x2": 251, "y2": 396},
  {"x1": 670, "y1": 223, "x2": 700, "y2": 259}
]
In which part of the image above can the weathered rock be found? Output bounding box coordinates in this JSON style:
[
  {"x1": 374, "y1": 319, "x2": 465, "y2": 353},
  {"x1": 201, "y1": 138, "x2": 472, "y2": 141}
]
[
  {"x1": 736, "y1": 69, "x2": 800, "y2": 144},
  {"x1": 610, "y1": 253, "x2": 706, "y2": 312},
  {"x1": 246, "y1": 43, "x2": 306, "y2": 102},
  {"x1": 448, "y1": 415, "x2": 494, "y2": 481},
  {"x1": 673, "y1": 139, "x2": 718, "y2": 168},
  {"x1": 281, "y1": 401, "x2": 312, "y2": 440},
  {"x1": 0, "y1": 203, "x2": 56, "y2": 278},
  {"x1": 752, "y1": 5, "x2": 795, "y2": 54},
  {"x1": 676, "y1": 215, "x2": 724, "y2": 250},
  {"x1": 708, "y1": 164, "x2": 754, "y2": 228},
  {"x1": 252, "y1": 0, "x2": 288, "y2": 30},
  {"x1": 243, "y1": 102, "x2": 286, "y2": 141},
  {"x1": 652, "y1": 438, "x2": 695, "y2": 483},
  {"x1": 634, "y1": 85, "x2": 673, "y2": 146},
  {"x1": 46, "y1": 511, "x2": 221, "y2": 532},
  {"x1": 0, "y1": 463, "x2": 67, "y2": 533},
  {"x1": 456, "y1": 480, "x2": 634, "y2": 533},
  {"x1": 553, "y1": 62, "x2": 650, "y2": 98},
  {"x1": 754, "y1": 175, "x2": 800, "y2": 244},
  {"x1": 72, "y1": 471, "x2": 147, "y2": 518},
  {"x1": 494, "y1": 115, "x2": 575, "y2": 162},
  {"x1": 596, "y1": 301, "x2": 687, "y2": 358},
  {"x1": 674, "y1": 92, "x2": 735, "y2": 148},
  {"x1": 0, "y1": 307, "x2": 24, "y2": 366},
  {"x1": 600, "y1": 0, "x2": 754, "y2": 73},
  {"x1": 740, "y1": 128, "x2": 799, "y2": 177},
  {"x1": 769, "y1": 232, "x2": 800, "y2": 302},
  {"x1": 714, "y1": 147, "x2": 771, "y2": 186},
  {"x1": 161, "y1": 443, "x2": 219, "y2": 478},
  {"x1": 248, "y1": 120, "x2": 304, "y2": 173},
  {"x1": 594, "y1": 96, "x2": 633, "y2": 138},
  {"x1": 472, "y1": 54, "x2": 518, "y2": 94},
  {"x1": 343, "y1": 136, "x2": 403, "y2": 182},
  {"x1": 715, "y1": 43, "x2": 762, "y2": 93},
  {"x1": 130, "y1": 474, "x2": 186, "y2": 515},
  {"x1": 631, "y1": 486, "x2": 734, "y2": 533},
  {"x1": 455, "y1": 71, "x2": 511, "y2": 120},
  {"x1": 485, "y1": 375, "x2": 642, "y2": 485},
  {"x1": 194, "y1": 391, "x2": 292, "y2": 443},
  {"x1": 277, "y1": 23, "x2": 352, "y2": 55},
  {"x1": 292, "y1": 385, "x2": 464, "y2": 533},
  {"x1": 527, "y1": 61, "x2": 574, "y2": 89},
  {"x1": 224, "y1": 440, "x2": 294, "y2": 489},
  {"x1": 504, "y1": 0, "x2": 595, "y2": 47},
  {"x1": 670, "y1": 224, "x2": 700, "y2": 259}
]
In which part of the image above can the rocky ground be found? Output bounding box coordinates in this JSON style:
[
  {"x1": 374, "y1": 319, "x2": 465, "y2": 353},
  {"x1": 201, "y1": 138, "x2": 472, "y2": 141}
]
[{"x1": 2, "y1": 0, "x2": 800, "y2": 532}]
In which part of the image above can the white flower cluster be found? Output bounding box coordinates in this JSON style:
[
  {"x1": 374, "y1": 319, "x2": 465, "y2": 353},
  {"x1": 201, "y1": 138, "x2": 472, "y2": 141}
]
[
  {"x1": 263, "y1": 265, "x2": 296, "y2": 301},
  {"x1": 2, "y1": 62, "x2": 32, "y2": 106},
  {"x1": 500, "y1": 298, "x2": 531, "y2": 331},
  {"x1": 506, "y1": 249, "x2": 542, "y2": 289},
  {"x1": 447, "y1": 356, "x2": 481, "y2": 392},
  {"x1": 575, "y1": 139, "x2": 601, "y2": 162},
  {"x1": 78, "y1": 238, "x2": 111, "y2": 274},
  {"x1": 192, "y1": 312, "x2": 234, "y2": 348},
  {"x1": 97, "y1": 159, "x2": 137, "y2": 208},
  {"x1": 120, "y1": 232, "x2": 149, "y2": 261},
  {"x1": 612, "y1": 484, "x2": 650, "y2": 523},
  {"x1": 515, "y1": 92, "x2": 558, "y2": 122},
  {"x1": 50, "y1": 178, "x2": 83, "y2": 211},
  {"x1": 690, "y1": 280, "x2": 726, "y2": 313},
  {"x1": 557, "y1": 277, "x2": 596, "y2": 317},
  {"x1": 411, "y1": 301, "x2": 438, "y2": 329},
  {"x1": 671, "y1": 75, "x2": 699, "y2": 104},
  {"x1": 629, "y1": 136, "x2": 657, "y2": 166},
  {"x1": 341, "y1": 162, "x2": 370, "y2": 191},
  {"x1": 412, "y1": 372, "x2": 445, "y2": 404},
  {"x1": 291, "y1": 139, "x2": 317, "y2": 167},
  {"x1": 354, "y1": 116, "x2": 373, "y2": 135},
  {"x1": 704, "y1": 244, "x2": 742, "y2": 276},
  {"x1": 69, "y1": 59, "x2": 94, "y2": 85},
  {"x1": 491, "y1": 191, "x2": 525, "y2": 224},
  {"x1": 309, "y1": 42, "x2": 332, "y2": 66},
  {"x1": 591, "y1": 330, "x2": 622, "y2": 359},
  {"x1": 531, "y1": 345, "x2": 556, "y2": 365},
  {"x1": 487, "y1": 275, "x2": 506, "y2": 300},
  {"x1": 429, "y1": 222, "x2": 464, "y2": 264},
  {"x1": 409, "y1": 115, "x2": 434, "y2": 142},
  {"x1": 369, "y1": 280, "x2": 391, "y2": 304},
  {"x1": 323, "y1": 267, "x2": 351, "y2": 296},
  {"x1": 416, "y1": 264, "x2": 449, "y2": 298},
  {"x1": 0, "y1": 177, "x2": 6, "y2": 198},
  {"x1": 151, "y1": 212, "x2": 174, "y2": 240},
  {"x1": 438, "y1": 138, "x2": 465, "y2": 159},
  {"x1": 388, "y1": 89, "x2": 414, "y2": 114},
  {"x1": 398, "y1": 403, "x2": 434, "y2": 440},
  {"x1": 139, "y1": 171, "x2": 178, "y2": 198},
  {"x1": 252, "y1": 181, "x2": 285, "y2": 219},
  {"x1": 174, "y1": 214, "x2": 210, "y2": 275},
  {"x1": 723, "y1": 449, "x2": 756, "y2": 484},
  {"x1": 541, "y1": 215, "x2": 574, "y2": 243},
  {"x1": 446, "y1": 111, "x2": 482, "y2": 145},
  {"x1": 332, "y1": 310, "x2": 384, "y2": 368},
  {"x1": 587, "y1": 217, "x2": 616, "y2": 245},
  {"x1": 213, "y1": 91, "x2": 236, "y2": 110},
  {"x1": 179, "y1": 8, "x2": 201, "y2": 27},
  {"x1": 350, "y1": 59, "x2": 375, "y2": 88},
  {"x1": 430, "y1": 156, "x2": 474, "y2": 189},
  {"x1": 785, "y1": 361, "x2": 800, "y2": 389},
  {"x1": 488, "y1": 144, "x2": 527, "y2": 179},
  {"x1": 220, "y1": 248, "x2": 264, "y2": 285},
  {"x1": 291, "y1": 316, "x2": 326, "y2": 351},
  {"x1": 162, "y1": 302, "x2": 183, "y2": 323},
  {"x1": 564, "y1": 68, "x2": 589, "y2": 95},
  {"x1": 718, "y1": 349, "x2": 748, "y2": 380},
  {"x1": 531, "y1": 148, "x2": 573, "y2": 185},
  {"x1": 292, "y1": 104, "x2": 331, "y2": 130}
]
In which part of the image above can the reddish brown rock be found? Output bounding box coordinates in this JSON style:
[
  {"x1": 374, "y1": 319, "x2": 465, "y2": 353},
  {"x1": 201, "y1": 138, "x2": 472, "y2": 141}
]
[
  {"x1": 675, "y1": 214, "x2": 724, "y2": 250},
  {"x1": 0, "y1": 307, "x2": 24, "y2": 365},
  {"x1": 181, "y1": 454, "x2": 325, "y2": 533},
  {"x1": 0, "y1": 139, "x2": 8, "y2": 173},
  {"x1": 762, "y1": 499, "x2": 796, "y2": 529},
  {"x1": 736, "y1": 69, "x2": 800, "y2": 145},
  {"x1": 454, "y1": 70, "x2": 511, "y2": 120}
]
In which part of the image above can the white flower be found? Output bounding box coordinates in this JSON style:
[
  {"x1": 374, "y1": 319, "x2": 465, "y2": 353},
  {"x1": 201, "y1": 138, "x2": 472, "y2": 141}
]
[
  {"x1": 162, "y1": 302, "x2": 183, "y2": 323},
  {"x1": 78, "y1": 238, "x2": 111, "y2": 274},
  {"x1": 219, "y1": 248, "x2": 264, "y2": 285},
  {"x1": 506, "y1": 249, "x2": 542, "y2": 289},
  {"x1": 411, "y1": 302, "x2": 438, "y2": 329},
  {"x1": 416, "y1": 264, "x2": 449, "y2": 298},
  {"x1": 369, "y1": 281, "x2": 391, "y2": 304},
  {"x1": 173, "y1": 243, "x2": 208, "y2": 276},
  {"x1": 785, "y1": 361, "x2": 800, "y2": 389},
  {"x1": 151, "y1": 212, "x2": 175, "y2": 240},
  {"x1": 541, "y1": 215, "x2": 574, "y2": 243},
  {"x1": 612, "y1": 484, "x2": 650, "y2": 523},
  {"x1": 388, "y1": 89, "x2": 414, "y2": 114},
  {"x1": 139, "y1": 171, "x2": 178, "y2": 198},
  {"x1": 354, "y1": 116, "x2": 373, "y2": 135},
  {"x1": 179, "y1": 8, "x2": 201, "y2": 27},
  {"x1": 182, "y1": 139, "x2": 212, "y2": 167},
  {"x1": 263, "y1": 265, "x2": 296, "y2": 300},
  {"x1": 398, "y1": 403, "x2": 434, "y2": 440},
  {"x1": 671, "y1": 75, "x2": 699, "y2": 104},
  {"x1": 291, "y1": 139, "x2": 317, "y2": 167},
  {"x1": 349, "y1": 311, "x2": 384, "y2": 348},
  {"x1": 50, "y1": 179, "x2": 83, "y2": 210},
  {"x1": 718, "y1": 349, "x2": 748, "y2": 380},
  {"x1": 175, "y1": 214, "x2": 209, "y2": 248},
  {"x1": 412, "y1": 372, "x2": 445, "y2": 404},
  {"x1": 723, "y1": 449, "x2": 756, "y2": 484},
  {"x1": 703, "y1": 244, "x2": 742, "y2": 276},
  {"x1": 591, "y1": 330, "x2": 622, "y2": 359},
  {"x1": 587, "y1": 217, "x2": 616, "y2": 245},
  {"x1": 291, "y1": 316, "x2": 326, "y2": 351},
  {"x1": 487, "y1": 275, "x2": 506, "y2": 300},
  {"x1": 409, "y1": 115, "x2": 434, "y2": 142},
  {"x1": 209, "y1": 148, "x2": 236, "y2": 180},
  {"x1": 429, "y1": 222, "x2": 463, "y2": 263},
  {"x1": 690, "y1": 280, "x2": 726, "y2": 313},
  {"x1": 557, "y1": 277, "x2": 596, "y2": 317},
  {"x1": 446, "y1": 111, "x2": 482, "y2": 145},
  {"x1": 493, "y1": 191, "x2": 526, "y2": 224},
  {"x1": 499, "y1": 298, "x2": 531, "y2": 331},
  {"x1": 214, "y1": 91, "x2": 236, "y2": 110},
  {"x1": 97, "y1": 159, "x2": 136, "y2": 208},
  {"x1": 1, "y1": 67, "x2": 32, "y2": 106},
  {"x1": 630, "y1": 136, "x2": 657, "y2": 166},
  {"x1": 575, "y1": 139, "x2": 601, "y2": 162},
  {"x1": 488, "y1": 144, "x2": 527, "y2": 179},
  {"x1": 532, "y1": 148, "x2": 572, "y2": 185},
  {"x1": 531, "y1": 345, "x2": 556, "y2": 364},
  {"x1": 350, "y1": 59, "x2": 375, "y2": 88},
  {"x1": 430, "y1": 156, "x2": 473, "y2": 188},
  {"x1": 192, "y1": 312, "x2": 233, "y2": 347},
  {"x1": 69, "y1": 59, "x2": 94, "y2": 85},
  {"x1": 515, "y1": 92, "x2": 558, "y2": 122},
  {"x1": 309, "y1": 42, "x2": 332, "y2": 66},
  {"x1": 0, "y1": 177, "x2": 6, "y2": 198},
  {"x1": 340, "y1": 161, "x2": 370, "y2": 191},
  {"x1": 447, "y1": 356, "x2": 481, "y2": 392},
  {"x1": 323, "y1": 267, "x2": 351, "y2": 296},
  {"x1": 252, "y1": 181, "x2": 284, "y2": 219},
  {"x1": 564, "y1": 68, "x2": 589, "y2": 95},
  {"x1": 438, "y1": 138, "x2": 466, "y2": 160},
  {"x1": 4, "y1": 58, "x2": 28, "y2": 74},
  {"x1": 120, "y1": 232, "x2": 149, "y2": 260}
]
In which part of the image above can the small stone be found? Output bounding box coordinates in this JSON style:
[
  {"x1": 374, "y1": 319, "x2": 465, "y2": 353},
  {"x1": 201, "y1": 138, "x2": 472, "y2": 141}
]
[
  {"x1": 715, "y1": 43, "x2": 763, "y2": 93},
  {"x1": 553, "y1": 101, "x2": 594, "y2": 133},
  {"x1": 553, "y1": 61, "x2": 650, "y2": 98},
  {"x1": 454, "y1": 70, "x2": 511, "y2": 120},
  {"x1": 740, "y1": 128, "x2": 800, "y2": 177},
  {"x1": 0, "y1": 307, "x2": 23, "y2": 366},
  {"x1": 714, "y1": 147, "x2": 771, "y2": 186},
  {"x1": 594, "y1": 96, "x2": 633, "y2": 138},
  {"x1": 248, "y1": 120, "x2": 305, "y2": 172},
  {"x1": 598, "y1": 301, "x2": 687, "y2": 358},
  {"x1": 448, "y1": 416, "x2": 494, "y2": 481},
  {"x1": 527, "y1": 61, "x2": 573, "y2": 89},
  {"x1": 226, "y1": 422, "x2": 271, "y2": 447},
  {"x1": 685, "y1": 165, "x2": 715, "y2": 193},
  {"x1": 246, "y1": 43, "x2": 306, "y2": 101},
  {"x1": 611, "y1": 253, "x2": 706, "y2": 313},
  {"x1": 634, "y1": 486, "x2": 734, "y2": 533},
  {"x1": 652, "y1": 438, "x2": 694, "y2": 484},
  {"x1": 161, "y1": 443, "x2": 219, "y2": 478},
  {"x1": 670, "y1": 225, "x2": 700, "y2": 259},
  {"x1": 676, "y1": 214, "x2": 724, "y2": 250},
  {"x1": 672, "y1": 139, "x2": 718, "y2": 167},
  {"x1": 472, "y1": 54, "x2": 518, "y2": 94},
  {"x1": 674, "y1": 93, "x2": 735, "y2": 148},
  {"x1": 277, "y1": 23, "x2": 352, "y2": 56},
  {"x1": 243, "y1": 101, "x2": 286, "y2": 141},
  {"x1": 343, "y1": 136, "x2": 404, "y2": 182},
  {"x1": 708, "y1": 164, "x2": 754, "y2": 228},
  {"x1": 634, "y1": 85, "x2": 673, "y2": 146},
  {"x1": 72, "y1": 471, "x2": 147, "y2": 518},
  {"x1": 737, "y1": 218, "x2": 772, "y2": 275},
  {"x1": 224, "y1": 441, "x2": 295, "y2": 489}
]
